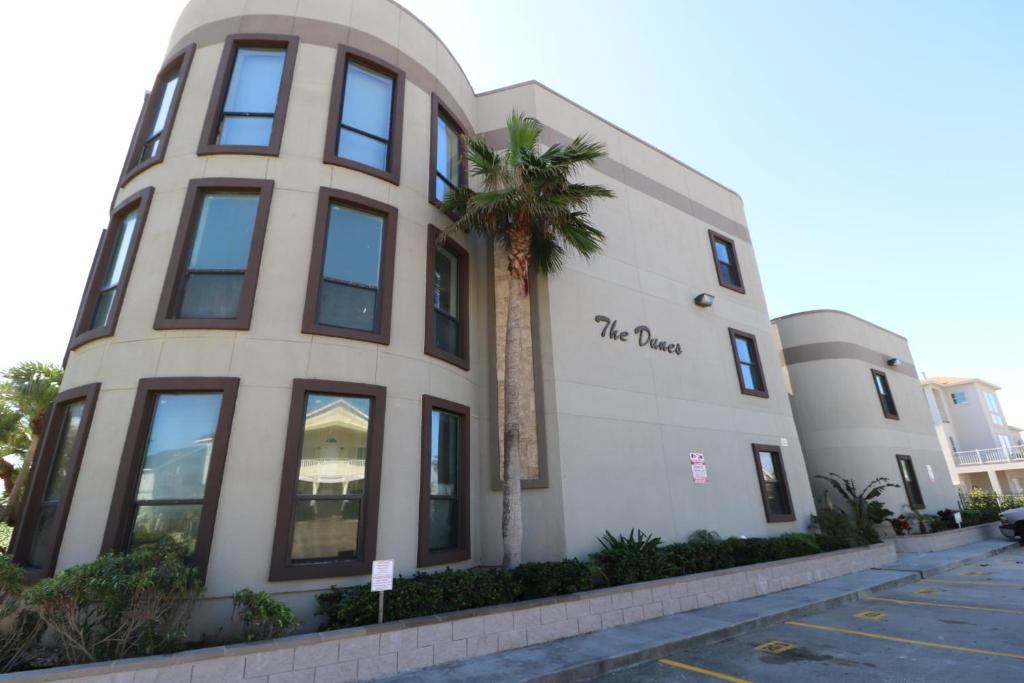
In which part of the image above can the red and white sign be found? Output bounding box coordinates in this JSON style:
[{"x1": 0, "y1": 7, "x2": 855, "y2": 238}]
[
  {"x1": 371, "y1": 559, "x2": 394, "y2": 592},
  {"x1": 689, "y1": 452, "x2": 707, "y2": 484},
  {"x1": 926, "y1": 464, "x2": 936, "y2": 483}
]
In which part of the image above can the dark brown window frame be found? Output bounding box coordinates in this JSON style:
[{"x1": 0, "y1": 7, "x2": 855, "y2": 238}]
[
  {"x1": 197, "y1": 34, "x2": 299, "y2": 157},
  {"x1": 424, "y1": 225, "x2": 470, "y2": 370},
  {"x1": 728, "y1": 328, "x2": 769, "y2": 398},
  {"x1": 68, "y1": 187, "x2": 155, "y2": 351},
  {"x1": 302, "y1": 187, "x2": 397, "y2": 344},
  {"x1": 418, "y1": 395, "x2": 471, "y2": 567},
  {"x1": 154, "y1": 177, "x2": 274, "y2": 330},
  {"x1": 101, "y1": 377, "x2": 239, "y2": 575},
  {"x1": 270, "y1": 379, "x2": 386, "y2": 581},
  {"x1": 428, "y1": 93, "x2": 469, "y2": 210},
  {"x1": 871, "y1": 369, "x2": 900, "y2": 420},
  {"x1": 751, "y1": 443, "x2": 795, "y2": 523},
  {"x1": 896, "y1": 454, "x2": 925, "y2": 510},
  {"x1": 708, "y1": 229, "x2": 745, "y2": 294},
  {"x1": 323, "y1": 45, "x2": 405, "y2": 184},
  {"x1": 120, "y1": 43, "x2": 196, "y2": 185},
  {"x1": 11, "y1": 383, "x2": 101, "y2": 582}
]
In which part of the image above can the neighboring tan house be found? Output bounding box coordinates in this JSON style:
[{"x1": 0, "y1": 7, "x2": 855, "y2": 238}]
[
  {"x1": 772, "y1": 310, "x2": 960, "y2": 517},
  {"x1": 922, "y1": 376, "x2": 1024, "y2": 495}
]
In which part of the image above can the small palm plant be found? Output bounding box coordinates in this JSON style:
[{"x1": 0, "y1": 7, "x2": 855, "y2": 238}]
[
  {"x1": 2, "y1": 361, "x2": 63, "y2": 525},
  {"x1": 816, "y1": 473, "x2": 899, "y2": 543},
  {"x1": 442, "y1": 113, "x2": 613, "y2": 568}
]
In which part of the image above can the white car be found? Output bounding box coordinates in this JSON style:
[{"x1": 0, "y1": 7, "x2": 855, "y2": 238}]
[{"x1": 998, "y1": 508, "x2": 1024, "y2": 544}]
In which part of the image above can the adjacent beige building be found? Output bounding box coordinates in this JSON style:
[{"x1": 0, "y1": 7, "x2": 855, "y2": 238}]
[
  {"x1": 922, "y1": 376, "x2": 1024, "y2": 495},
  {"x1": 11, "y1": 0, "x2": 817, "y2": 630},
  {"x1": 772, "y1": 310, "x2": 959, "y2": 516}
]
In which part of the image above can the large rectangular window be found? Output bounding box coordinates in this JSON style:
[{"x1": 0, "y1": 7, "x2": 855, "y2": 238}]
[
  {"x1": 430, "y1": 94, "x2": 465, "y2": 205},
  {"x1": 156, "y1": 178, "x2": 273, "y2": 330},
  {"x1": 303, "y1": 188, "x2": 397, "y2": 344},
  {"x1": 121, "y1": 44, "x2": 195, "y2": 183},
  {"x1": 270, "y1": 380, "x2": 385, "y2": 580},
  {"x1": 871, "y1": 370, "x2": 899, "y2": 420},
  {"x1": 324, "y1": 47, "x2": 404, "y2": 183},
  {"x1": 424, "y1": 225, "x2": 469, "y2": 369},
  {"x1": 752, "y1": 444, "x2": 794, "y2": 522},
  {"x1": 729, "y1": 329, "x2": 768, "y2": 398},
  {"x1": 896, "y1": 454, "x2": 925, "y2": 510},
  {"x1": 198, "y1": 35, "x2": 298, "y2": 155},
  {"x1": 11, "y1": 384, "x2": 100, "y2": 581},
  {"x1": 69, "y1": 189, "x2": 153, "y2": 350},
  {"x1": 103, "y1": 378, "x2": 238, "y2": 574},
  {"x1": 708, "y1": 230, "x2": 744, "y2": 293},
  {"x1": 419, "y1": 396, "x2": 470, "y2": 566}
]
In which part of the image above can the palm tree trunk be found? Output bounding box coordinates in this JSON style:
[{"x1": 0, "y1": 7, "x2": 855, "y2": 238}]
[
  {"x1": 3, "y1": 412, "x2": 45, "y2": 526},
  {"x1": 501, "y1": 264, "x2": 527, "y2": 570}
]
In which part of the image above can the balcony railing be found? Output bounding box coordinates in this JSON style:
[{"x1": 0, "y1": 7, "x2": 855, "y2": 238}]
[{"x1": 953, "y1": 446, "x2": 1024, "y2": 467}]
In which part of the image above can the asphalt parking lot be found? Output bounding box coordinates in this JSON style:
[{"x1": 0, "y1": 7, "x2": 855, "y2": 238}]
[{"x1": 598, "y1": 545, "x2": 1024, "y2": 682}]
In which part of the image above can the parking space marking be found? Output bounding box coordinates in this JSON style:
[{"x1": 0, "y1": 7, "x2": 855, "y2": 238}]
[
  {"x1": 754, "y1": 640, "x2": 797, "y2": 654},
  {"x1": 784, "y1": 621, "x2": 1024, "y2": 660},
  {"x1": 867, "y1": 596, "x2": 1024, "y2": 615},
  {"x1": 853, "y1": 610, "x2": 886, "y2": 620},
  {"x1": 924, "y1": 578, "x2": 1024, "y2": 588},
  {"x1": 914, "y1": 588, "x2": 943, "y2": 595},
  {"x1": 658, "y1": 658, "x2": 751, "y2": 682}
]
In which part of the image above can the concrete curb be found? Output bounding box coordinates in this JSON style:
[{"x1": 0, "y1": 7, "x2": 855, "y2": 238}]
[
  {"x1": 878, "y1": 539, "x2": 1018, "y2": 578},
  {"x1": 527, "y1": 571, "x2": 922, "y2": 683}
]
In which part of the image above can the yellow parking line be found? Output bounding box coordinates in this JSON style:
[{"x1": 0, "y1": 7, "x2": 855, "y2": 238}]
[
  {"x1": 785, "y1": 621, "x2": 1024, "y2": 660},
  {"x1": 658, "y1": 658, "x2": 751, "y2": 682},
  {"x1": 867, "y1": 596, "x2": 1024, "y2": 615},
  {"x1": 924, "y1": 578, "x2": 1024, "y2": 588}
]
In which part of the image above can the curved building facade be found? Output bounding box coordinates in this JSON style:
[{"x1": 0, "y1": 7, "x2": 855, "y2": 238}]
[
  {"x1": 772, "y1": 310, "x2": 959, "y2": 517},
  {"x1": 14, "y1": 0, "x2": 816, "y2": 629}
]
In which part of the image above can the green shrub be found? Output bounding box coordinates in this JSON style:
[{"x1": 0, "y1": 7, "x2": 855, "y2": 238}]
[
  {"x1": 24, "y1": 541, "x2": 203, "y2": 664},
  {"x1": 232, "y1": 589, "x2": 299, "y2": 642},
  {"x1": 0, "y1": 522, "x2": 12, "y2": 553},
  {"x1": 816, "y1": 534, "x2": 853, "y2": 552},
  {"x1": 513, "y1": 560, "x2": 592, "y2": 600},
  {"x1": 590, "y1": 529, "x2": 671, "y2": 585},
  {"x1": 0, "y1": 555, "x2": 43, "y2": 673},
  {"x1": 964, "y1": 489, "x2": 999, "y2": 510},
  {"x1": 962, "y1": 508, "x2": 999, "y2": 525}
]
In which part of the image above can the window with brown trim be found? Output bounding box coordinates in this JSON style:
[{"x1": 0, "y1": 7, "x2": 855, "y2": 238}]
[
  {"x1": 418, "y1": 395, "x2": 470, "y2": 567},
  {"x1": 729, "y1": 328, "x2": 768, "y2": 398},
  {"x1": 752, "y1": 444, "x2": 795, "y2": 522},
  {"x1": 302, "y1": 188, "x2": 397, "y2": 344},
  {"x1": 896, "y1": 454, "x2": 925, "y2": 510},
  {"x1": 872, "y1": 369, "x2": 899, "y2": 420},
  {"x1": 429, "y1": 94, "x2": 466, "y2": 206},
  {"x1": 198, "y1": 34, "x2": 298, "y2": 156},
  {"x1": 121, "y1": 44, "x2": 196, "y2": 184},
  {"x1": 155, "y1": 178, "x2": 273, "y2": 330},
  {"x1": 270, "y1": 379, "x2": 386, "y2": 580},
  {"x1": 424, "y1": 226, "x2": 469, "y2": 369},
  {"x1": 708, "y1": 230, "x2": 744, "y2": 293},
  {"x1": 11, "y1": 384, "x2": 100, "y2": 581},
  {"x1": 69, "y1": 188, "x2": 154, "y2": 350},
  {"x1": 102, "y1": 378, "x2": 238, "y2": 574},
  {"x1": 324, "y1": 46, "x2": 404, "y2": 184}
]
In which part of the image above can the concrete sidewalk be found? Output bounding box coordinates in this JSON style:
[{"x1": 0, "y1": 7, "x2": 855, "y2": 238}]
[{"x1": 379, "y1": 539, "x2": 1017, "y2": 683}]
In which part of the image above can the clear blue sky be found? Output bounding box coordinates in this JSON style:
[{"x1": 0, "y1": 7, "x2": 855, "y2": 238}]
[
  {"x1": 2, "y1": 1, "x2": 1021, "y2": 423},
  {"x1": 400, "y1": 0, "x2": 1024, "y2": 423}
]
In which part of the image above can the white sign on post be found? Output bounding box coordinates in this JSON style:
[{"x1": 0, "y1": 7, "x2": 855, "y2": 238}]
[
  {"x1": 371, "y1": 559, "x2": 394, "y2": 592},
  {"x1": 689, "y1": 452, "x2": 707, "y2": 484}
]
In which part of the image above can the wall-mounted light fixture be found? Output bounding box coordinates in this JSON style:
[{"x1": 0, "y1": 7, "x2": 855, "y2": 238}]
[
  {"x1": 887, "y1": 357, "x2": 902, "y2": 367},
  {"x1": 694, "y1": 293, "x2": 715, "y2": 307}
]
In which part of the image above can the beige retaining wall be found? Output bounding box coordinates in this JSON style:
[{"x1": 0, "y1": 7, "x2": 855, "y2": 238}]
[
  {"x1": 888, "y1": 522, "x2": 1007, "y2": 553},
  {"x1": 0, "y1": 543, "x2": 896, "y2": 683}
]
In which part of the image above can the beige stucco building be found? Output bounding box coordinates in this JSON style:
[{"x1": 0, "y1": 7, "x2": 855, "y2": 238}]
[
  {"x1": 772, "y1": 310, "x2": 959, "y2": 517},
  {"x1": 11, "y1": 0, "x2": 817, "y2": 630},
  {"x1": 922, "y1": 376, "x2": 1024, "y2": 495}
]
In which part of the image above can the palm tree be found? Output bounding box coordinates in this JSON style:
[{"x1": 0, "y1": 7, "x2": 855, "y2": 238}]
[
  {"x1": 442, "y1": 113, "x2": 613, "y2": 568},
  {"x1": 2, "y1": 361, "x2": 63, "y2": 525}
]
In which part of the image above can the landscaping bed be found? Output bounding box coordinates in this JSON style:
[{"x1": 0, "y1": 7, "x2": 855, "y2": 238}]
[{"x1": 888, "y1": 521, "x2": 1007, "y2": 553}]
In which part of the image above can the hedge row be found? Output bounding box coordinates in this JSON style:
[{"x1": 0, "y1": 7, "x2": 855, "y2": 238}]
[{"x1": 318, "y1": 531, "x2": 849, "y2": 629}]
